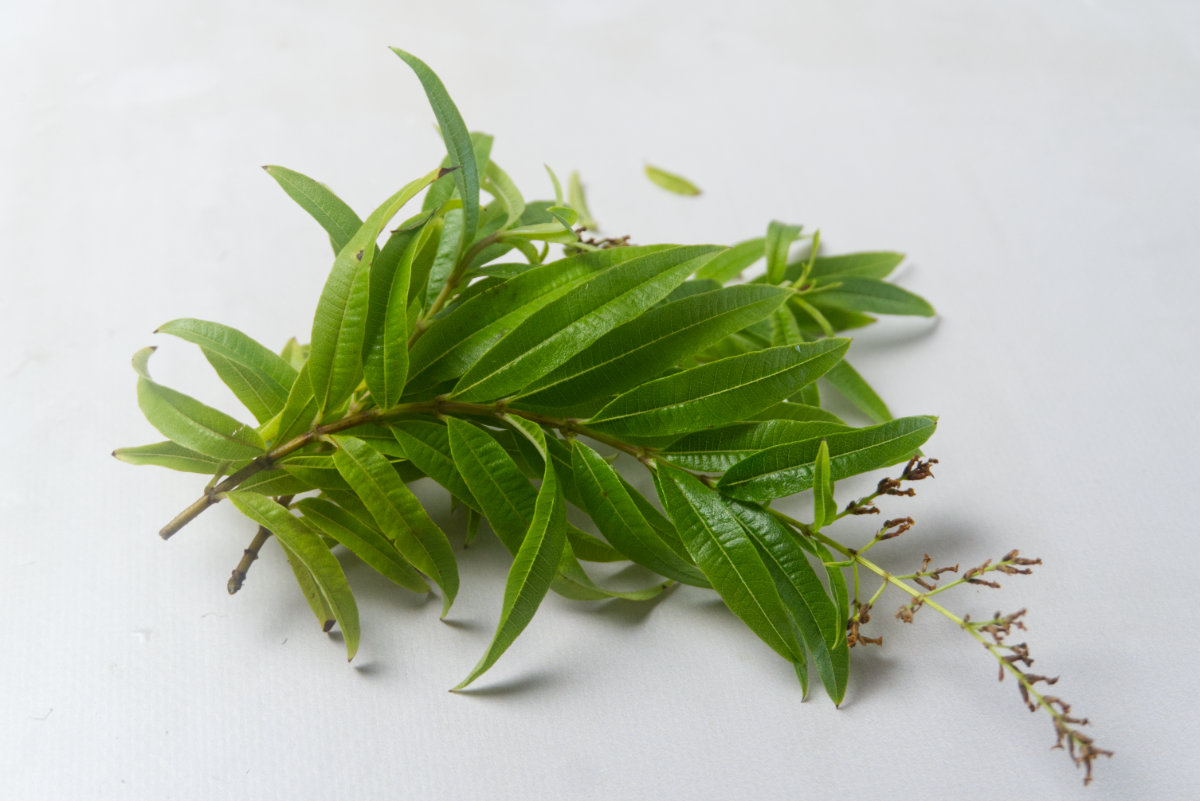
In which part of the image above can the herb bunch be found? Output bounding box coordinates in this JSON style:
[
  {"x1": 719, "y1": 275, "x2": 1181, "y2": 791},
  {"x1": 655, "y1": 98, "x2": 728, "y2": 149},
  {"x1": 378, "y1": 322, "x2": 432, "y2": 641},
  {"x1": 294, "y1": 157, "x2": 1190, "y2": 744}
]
[{"x1": 116, "y1": 49, "x2": 1107, "y2": 783}]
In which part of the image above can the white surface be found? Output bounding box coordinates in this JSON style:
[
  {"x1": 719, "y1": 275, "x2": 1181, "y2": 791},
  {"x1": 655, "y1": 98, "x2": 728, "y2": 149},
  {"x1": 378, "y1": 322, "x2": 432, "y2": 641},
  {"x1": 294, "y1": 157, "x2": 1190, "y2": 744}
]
[{"x1": 3, "y1": 1, "x2": 1197, "y2": 798}]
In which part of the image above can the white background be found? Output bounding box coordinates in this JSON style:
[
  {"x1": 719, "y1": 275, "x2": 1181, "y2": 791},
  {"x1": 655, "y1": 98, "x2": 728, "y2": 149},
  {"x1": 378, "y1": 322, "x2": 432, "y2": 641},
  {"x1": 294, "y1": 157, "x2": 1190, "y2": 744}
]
[{"x1": 3, "y1": 1, "x2": 1197, "y2": 798}]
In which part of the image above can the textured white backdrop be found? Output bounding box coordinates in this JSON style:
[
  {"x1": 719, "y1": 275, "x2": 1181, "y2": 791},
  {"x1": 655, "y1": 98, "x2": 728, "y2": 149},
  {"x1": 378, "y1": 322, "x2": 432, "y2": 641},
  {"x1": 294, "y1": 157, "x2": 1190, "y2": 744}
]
[{"x1": 3, "y1": 1, "x2": 1197, "y2": 798}]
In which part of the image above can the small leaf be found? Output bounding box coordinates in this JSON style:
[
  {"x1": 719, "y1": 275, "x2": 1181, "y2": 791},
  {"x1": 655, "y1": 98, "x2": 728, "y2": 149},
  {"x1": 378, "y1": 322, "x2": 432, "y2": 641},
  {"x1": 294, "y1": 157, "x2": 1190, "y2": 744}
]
[
  {"x1": 586, "y1": 339, "x2": 850, "y2": 439},
  {"x1": 332, "y1": 436, "x2": 459, "y2": 617},
  {"x1": 567, "y1": 170, "x2": 596, "y2": 229},
  {"x1": 484, "y1": 160, "x2": 525, "y2": 229},
  {"x1": 423, "y1": 208, "x2": 465, "y2": 310},
  {"x1": 718, "y1": 416, "x2": 938, "y2": 502},
  {"x1": 812, "y1": 440, "x2": 836, "y2": 529},
  {"x1": 263, "y1": 165, "x2": 362, "y2": 254},
  {"x1": 132, "y1": 347, "x2": 265, "y2": 461},
  {"x1": 765, "y1": 221, "x2": 804, "y2": 284},
  {"x1": 814, "y1": 277, "x2": 935, "y2": 317},
  {"x1": 803, "y1": 251, "x2": 905, "y2": 282},
  {"x1": 693, "y1": 237, "x2": 766, "y2": 282},
  {"x1": 645, "y1": 164, "x2": 702, "y2": 196},
  {"x1": 113, "y1": 441, "x2": 229, "y2": 474},
  {"x1": 227, "y1": 491, "x2": 359, "y2": 660},
  {"x1": 391, "y1": 48, "x2": 480, "y2": 244}
]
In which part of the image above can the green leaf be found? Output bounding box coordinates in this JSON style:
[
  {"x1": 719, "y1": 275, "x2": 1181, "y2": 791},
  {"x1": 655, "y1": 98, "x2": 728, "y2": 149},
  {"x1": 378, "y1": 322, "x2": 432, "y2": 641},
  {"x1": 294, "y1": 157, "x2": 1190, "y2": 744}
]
[
  {"x1": 279, "y1": 539, "x2": 335, "y2": 633},
  {"x1": 765, "y1": 221, "x2": 804, "y2": 284},
  {"x1": 132, "y1": 347, "x2": 265, "y2": 461},
  {"x1": 812, "y1": 440, "x2": 836, "y2": 529},
  {"x1": 423, "y1": 207, "x2": 465, "y2": 310},
  {"x1": 453, "y1": 417, "x2": 567, "y2": 690},
  {"x1": 452, "y1": 246, "x2": 723, "y2": 401},
  {"x1": 514, "y1": 284, "x2": 792, "y2": 413},
  {"x1": 331, "y1": 436, "x2": 459, "y2": 617},
  {"x1": 362, "y1": 223, "x2": 423, "y2": 409},
  {"x1": 445, "y1": 417, "x2": 536, "y2": 553},
  {"x1": 296, "y1": 497, "x2": 430, "y2": 594},
  {"x1": 823, "y1": 359, "x2": 893, "y2": 424},
  {"x1": 653, "y1": 469, "x2": 803, "y2": 664},
  {"x1": 113, "y1": 441, "x2": 228, "y2": 474},
  {"x1": 645, "y1": 164, "x2": 702, "y2": 196},
  {"x1": 718, "y1": 416, "x2": 938, "y2": 502},
  {"x1": 659, "y1": 419, "x2": 850, "y2": 472},
  {"x1": 806, "y1": 251, "x2": 905, "y2": 281},
  {"x1": 262, "y1": 165, "x2": 362, "y2": 254},
  {"x1": 391, "y1": 48, "x2": 479, "y2": 245},
  {"x1": 484, "y1": 160, "x2": 525, "y2": 229},
  {"x1": 814, "y1": 277, "x2": 935, "y2": 317},
  {"x1": 227, "y1": 491, "x2": 359, "y2": 660},
  {"x1": 693, "y1": 237, "x2": 765, "y2": 282},
  {"x1": 749, "y1": 402, "x2": 846, "y2": 424},
  {"x1": 270, "y1": 365, "x2": 320, "y2": 446},
  {"x1": 235, "y1": 469, "x2": 314, "y2": 496},
  {"x1": 571, "y1": 442, "x2": 708, "y2": 586},
  {"x1": 726, "y1": 501, "x2": 846, "y2": 702},
  {"x1": 812, "y1": 537, "x2": 850, "y2": 701},
  {"x1": 587, "y1": 339, "x2": 850, "y2": 439},
  {"x1": 157, "y1": 318, "x2": 297, "y2": 423},
  {"x1": 390, "y1": 420, "x2": 479, "y2": 510},
  {"x1": 407, "y1": 245, "x2": 671, "y2": 389},
  {"x1": 424, "y1": 132, "x2": 493, "y2": 216},
  {"x1": 567, "y1": 171, "x2": 596, "y2": 229},
  {"x1": 276, "y1": 453, "x2": 351, "y2": 491},
  {"x1": 308, "y1": 168, "x2": 443, "y2": 415}
]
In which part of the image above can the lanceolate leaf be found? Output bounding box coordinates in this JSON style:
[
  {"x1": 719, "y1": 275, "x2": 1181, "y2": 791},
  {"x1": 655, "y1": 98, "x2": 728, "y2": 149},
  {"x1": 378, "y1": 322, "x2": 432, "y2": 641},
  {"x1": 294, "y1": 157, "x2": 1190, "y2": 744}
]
[
  {"x1": 814, "y1": 277, "x2": 935, "y2": 317},
  {"x1": 296, "y1": 497, "x2": 430, "y2": 594},
  {"x1": 423, "y1": 207, "x2": 464, "y2": 310},
  {"x1": 653, "y1": 468, "x2": 803, "y2": 665},
  {"x1": 331, "y1": 436, "x2": 459, "y2": 617},
  {"x1": 484, "y1": 160, "x2": 525, "y2": 229},
  {"x1": 823, "y1": 359, "x2": 894, "y2": 424},
  {"x1": 812, "y1": 440, "x2": 836, "y2": 529},
  {"x1": 132, "y1": 348, "x2": 265, "y2": 461},
  {"x1": 571, "y1": 441, "x2": 708, "y2": 587},
  {"x1": 363, "y1": 223, "x2": 422, "y2": 409},
  {"x1": 452, "y1": 245, "x2": 722, "y2": 401},
  {"x1": 586, "y1": 339, "x2": 850, "y2": 439},
  {"x1": 407, "y1": 245, "x2": 671, "y2": 389},
  {"x1": 262, "y1": 165, "x2": 363, "y2": 254},
  {"x1": 308, "y1": 168, "x2": 443, "y2": 416},
  {"x1": 156, "y1": 318, "x2": 297, "y2": 423},
  {"x1": 112, "y1": 441, "x2": 229, "y2": 474},
  {"x1": 645, "y1": 164, "x2": 702, "y2": 196},
  {"x1": 659, "y1": 419, "x2": 850, "y2": 472},
  {"x1": 806, "y1": 251, "x2": 904, "y2": 281},
  {"x1": 445, "y1": 417, "x2": 535, "y2": 553},
  {"x1": 226, "y1": 490, "x2": 360, "y2": 660},
  {"x1": 391, "y1": 48, "x2": 480, "y2": 244},
  {"x1": 694, "y1": 237, "x2": 765, "y2": 282},
  {"x1": 514, "y1": 284, "x2": 792, "y2": 413},
  {"x1": 454, "y1": 417, "x2": 567, "y2": 689},
  {"x1": 765, "y1": 221, "x2": 804, "y2": 284},
  {"x1": 390, "y1": 420, "x2": 479, "y2": 510},
  {"x1": 719, "y1": 416, "x2": 938, "y2": 502}
]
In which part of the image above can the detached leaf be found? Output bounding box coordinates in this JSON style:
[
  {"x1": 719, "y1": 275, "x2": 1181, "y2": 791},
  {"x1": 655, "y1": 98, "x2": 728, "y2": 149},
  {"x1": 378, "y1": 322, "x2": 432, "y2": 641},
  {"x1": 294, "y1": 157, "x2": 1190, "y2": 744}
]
[
  {"x1": 719, "y1": 416, "x2": 938, "y2": 502},
  {"x1": 645, "y1": 164, "x2": 702, "y2": 196},
  {"x1": 587, "y1": 339, "x2": 850, "y2": 439},
  {"x1": 132, "y1": 347, "x2": 265, "y2": 461},
  {"x1": 227, "y1": 491, "x2": 360, "y2": 660},
  {"x1": 262, "y1": 165, "x2": 362, "y2": 254},
  {"x1": 391, "y1": 48, "x2": 480, "y2": 244}
]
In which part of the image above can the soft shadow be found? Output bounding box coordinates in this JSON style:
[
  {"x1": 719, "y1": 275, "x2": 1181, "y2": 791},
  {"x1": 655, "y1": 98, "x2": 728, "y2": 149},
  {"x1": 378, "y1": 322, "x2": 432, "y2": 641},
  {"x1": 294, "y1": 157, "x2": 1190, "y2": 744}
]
[
  {"x1": 353, "y1": 661, "x2": 387, "y2": 677},
  {"x1": 439, "y1": 617, "x2": 484, "y2": 633},
  {"x1": 450, "y1": 670, "x2": 558, "y2": 698},
  {"x1": 583, "y1": 581, "x2": 679, "y2": 627}
]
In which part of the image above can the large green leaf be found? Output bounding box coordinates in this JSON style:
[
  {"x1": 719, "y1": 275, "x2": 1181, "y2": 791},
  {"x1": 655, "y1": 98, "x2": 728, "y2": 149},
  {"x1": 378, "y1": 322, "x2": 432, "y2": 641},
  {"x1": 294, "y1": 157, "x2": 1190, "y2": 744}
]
[
  {"x1": 693, "y1": 236, "x2": 765, "y2": 282},
  {"x1": 269, "y1": 365, "x2": 319, "y2": 446},
  {"x1": 725, "y1": 500, "x2": 846, "y2": 703},
  {"x1": 571, "y1": 441, "x2": 708, "y2": 586},
  {"x1": 296, "y1": 497, "x2": 430, "y2": 594},
  {"x1": 227, "y1": 490, "x2": 359, "y2": 660},
  {"x1": 659, "y1": 419, "x2": 849, "y2": 472},
  {"x1": 445, "y1": 417, "x2": 535, "y2": 554},
  {"x1": 718, "y1": 416, "x2": 938, "y2": 502},
  {"x1": 390, "y1": 420, "x2": 478, "y2": 510},
  {"x1": 331, "y1": 436, "x2": 459, "y2": 617},
  {"x1": 262, "y1": 165, "x2": 362, "y2": 254},
  {"x1": 308, "y1": 168, "x2": 442, "y2": 415},
  {"x1": 822, "y1": 359, "x2": 893, "y2": 424},
  {"x1": 513, "y1": 284, "x2": 791, "y2": 413},
  {"x1": 803, "y1": 251, "x2": 904, "y2": 281},
  {"x1": 362, "y1": 221, "x2": 424, "y2": 409},
  {"x1": 814, "y1": 277, "x2": 935, "y2": 317},
  {"x1": 653, "y1": 469, "x2": 803, "y2": 665},
  {"x1": 453, "y1": 418, "x2": 567, "y2": 689},
  {"x1": 157, "y1": 318, "x2": 297, "y2": 423},
  {"x1": 391, "y1": 48, "x2": 479, "y2": 245},
  {"x1": 586, "y1": 339, "x2": 850, "y2": 439},
  {"x1": 451, "y1": 245, "x2": 722, "y2": 401},
  {"x1": 132, "y1": 348, "x2": 265, "y2": 461},
  {"x1": 407, "y1": 246, "x2": 670, "y2": 389}
]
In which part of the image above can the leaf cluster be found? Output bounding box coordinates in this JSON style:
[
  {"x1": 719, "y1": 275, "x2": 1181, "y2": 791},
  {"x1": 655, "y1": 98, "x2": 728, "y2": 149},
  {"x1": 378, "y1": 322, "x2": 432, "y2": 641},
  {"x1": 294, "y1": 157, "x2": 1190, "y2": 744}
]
[{"x1": 115, "y1": 49, "x2": 937, "y2": 699}]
